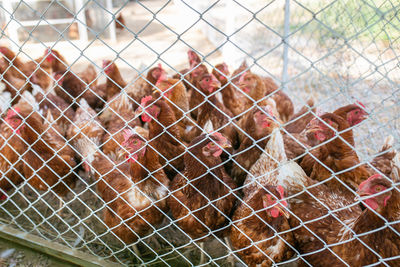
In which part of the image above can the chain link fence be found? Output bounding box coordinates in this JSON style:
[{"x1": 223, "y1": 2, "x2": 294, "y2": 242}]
[{"x1": 0, "y1": 0, "x2": 399, "y2": 266}]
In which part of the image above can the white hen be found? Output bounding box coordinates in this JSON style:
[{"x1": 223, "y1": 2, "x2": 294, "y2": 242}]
[{"x1": 242, "y1": 127, "x2": 308, "y2": 198}]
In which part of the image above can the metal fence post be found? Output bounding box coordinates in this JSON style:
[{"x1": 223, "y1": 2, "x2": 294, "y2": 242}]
[{"x1": 282, "y1": 0, "x2": 290, "y2": 89}]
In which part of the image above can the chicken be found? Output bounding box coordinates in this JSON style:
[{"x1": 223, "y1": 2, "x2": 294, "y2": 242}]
[
  {"x1": 263, "y1": 76, "x2": 294, "y2": 122},
  {"x1": 168, "y1": 133, "x2": 237, "y2": 264},
  {"x1": 299, "y1": 113, "x2": 372, "y2": 204},
  {"x1": 231, "y1": 105, "x2": 279, "y2": 185},
  {"x1": 231, "y1": 60, "x2": 248, "y2": 86},
  {"x1": 0, "y1": 46, "x2": 49, "y2": 80},
  {"x1": 328, "y1": 173, "x2": 400, "y2": 266},
  {"x1": 284, "y1": 98, "x2": 316, "y2": 134},
  {"x1": 44, "y1": 48, "x2": 68, "y2": 73},
  {"x1": 101, "y1": 60, "x2": 126, "y2": 100},
  {"x1": 32, "y1": 84, "x2": 75, "y2": 136},
  {"x1": 53, "y1": 64, "x2": 98, "y2": 109},
  {"x1": 137, "y1": 94, "x2": 186, "y2": 178},
  {"x1": 189, "y1": 73, "x2": 237, "y2": 147},
  {"x1": 188, "y1": 64, "x2": 209, "y2": 119},
  {"x1": 240, "y1": 128, "x2": 359, "y2": 266},
  {"x1": 230, "y1": 185, "x2": 294, "y2": 266},
  {"x1": 333, "y1": 102, "x2": 369, "y2": 128},
  {"x1": 115, "y1": 13, "x2": 126, "y2": 30},
  {"x1": 0, "y1": 108, "x2": 27, "y2": 199},
  {"x1": 0, "y1": 46, "x2": 28, "y2": 79},
  {"x1": 101, "y1": 94, "x2": 141, "y2": 159},
  {"x1": 212, "y1": 63, "x2": 246, "y2": 117},
  {"x1": 300, "y1": 103, "x2": 369, "y2": 176},
  {"x1": 79, "y1": 64, "x2": 97, "y2": 86},
  {"x1": 238, "y1": 71, "x2": 294, "y2": 122},
  {"x1": 236, "y1": 97, "x2": 280, "y2": 143},
  {"x1": 124, "y1": 64, "x2": 168, "y2": 109},
  {"x1": 237, "y1": 71, "x2": 270, "y2": 115},
  {"x1": 187, "y1": 49, "x2": 202, "y2": 66},
  {"x1": 0, "y1": 58, "x2": 31, "y2": 104},
  {"x1": 7, "y1": 103, "x2": 77, "y2": 211},
  {"x1": 367, "y1": 135, "x2": 396, "y2": 177},
  {"x1": 172, "y1": 49, "x2": 202, "y2": 92},
  {"x1": 66, "y1": 98, "x2": 105, "y2": 173},
  {"x1": 152, "y1": 64, "x2": 192, "y2": 140},
  {"x1": 282, "y1": 130, "x2": 313, "y2": 163},
  {"x1": 30, "y1": 63, "x2": 53, "y2": 91},
  {"x1": 88, "y1": 129, "x2": 169, "y2": 251},
  {"x1": 263, "y1": 129, "x2": 400, "y2": 265},
  {"x1": 53, "y1": 71, "x2": 84, "y2": 107}
]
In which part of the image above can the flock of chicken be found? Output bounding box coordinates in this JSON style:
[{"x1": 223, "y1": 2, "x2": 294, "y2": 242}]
[{"x1": 0, "y1": 46, "x2": 399, "y2": 266}]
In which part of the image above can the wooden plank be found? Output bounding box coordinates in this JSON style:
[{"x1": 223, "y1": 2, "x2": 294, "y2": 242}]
[{"x1": 0, "y1": 224, "x2": 121, "y2": 267}]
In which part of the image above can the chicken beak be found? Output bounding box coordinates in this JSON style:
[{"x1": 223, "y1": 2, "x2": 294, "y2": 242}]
[
  {"x1": 238, "y1": 81, "x2": 246, "y2": 88},
  {"x1": 277, "y1": 206, "x2": 290, "y2": 219},
  {"x1": 134, "y1": 107, "x2": 142, "y2": 117},
  {"x1": 118, "y1": 149, "x2": 128, "y2": 159},
  {"x1": 359, "y1": 112, "x2": 369, "y2": 121},
  {"x1": 222, "y1": 140, "x2": 232, "y2": 149},
  {"x1": 211, "y1": 80, "x2": 221, "y2": 88},
  {"x1": 305, "y1": 124, "x2": 320, "y2": 134},
  {"x1": 354, "y1": 191, "x2": 371, "y2": 202}
]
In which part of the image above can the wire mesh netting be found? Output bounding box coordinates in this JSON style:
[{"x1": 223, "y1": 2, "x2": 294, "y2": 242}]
[{"x1": 0, "y1": 0, "x2": 399, "y2": 266}]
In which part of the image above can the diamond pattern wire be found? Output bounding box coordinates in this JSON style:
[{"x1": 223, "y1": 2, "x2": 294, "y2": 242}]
[{"x1": 0, "y1": 0, "x2": 399, "y2": 266}]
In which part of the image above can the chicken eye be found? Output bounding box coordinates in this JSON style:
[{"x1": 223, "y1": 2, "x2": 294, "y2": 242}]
[
  {"x1": 375, "y1": 186, "x2": 383, "y2": 192},
  {"x1": 209, "y1": 142, "x2": 215, "y2": 147}
]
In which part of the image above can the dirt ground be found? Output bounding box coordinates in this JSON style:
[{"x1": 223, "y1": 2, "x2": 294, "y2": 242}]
[
  {"x1": 0, "y1": 0, "x2": 398, "y2": 266},
  {"x1": 0, "y1": 238, "x2": 75, "y2": 267}
]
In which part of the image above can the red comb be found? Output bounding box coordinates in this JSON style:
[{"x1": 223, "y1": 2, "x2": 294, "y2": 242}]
[
  {"x1": 141, "y1": 95, "x2": 153, "y2": 106},
  {"x1": 359, "y1": 174, "x2": 382, "y2": 189},
  {"x1": 356, "y1": 101, "x2": 366, "y2": 109},
  {"x1": 158, "y1": 63, "x2": 162, "y2": 69}
]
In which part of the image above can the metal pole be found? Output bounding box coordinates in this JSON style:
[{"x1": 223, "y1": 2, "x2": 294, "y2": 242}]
[
  {"x1": 282, "y1": 0, "x2": 291, "y2": 90},
  {"x1": 106, "y1": 0, "x2": 116, "y2": 42},
  {"x1": 74, "y1": 0, "x2": 88, "y2": 43}
]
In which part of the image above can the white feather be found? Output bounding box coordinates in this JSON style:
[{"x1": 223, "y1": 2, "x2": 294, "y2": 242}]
[
  {"x1": 21, "y1": 91, "x2": 40, "y2": 111},
  {"x1": 31, "y1": 83, "x2": 45, "y2": 97},
  {"x1": 0, "y1": 81, "x2": 6, "y2": 93},
  {"x1": 244, "y1": 128, "x2": 308, "y2": 197},
  {"x1": 0, "y1": 90, "x2": 11, "y2": 114},
  {"x1": 79, "y1": 98, "x2": 90, "y2": 110},
  {"x1": 203, "y1": 119, "x2": 214, "y2": 133}
]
